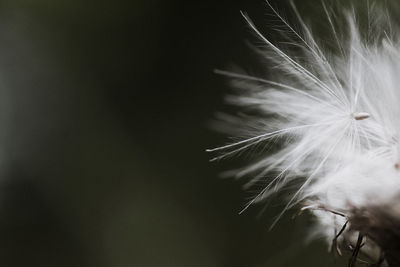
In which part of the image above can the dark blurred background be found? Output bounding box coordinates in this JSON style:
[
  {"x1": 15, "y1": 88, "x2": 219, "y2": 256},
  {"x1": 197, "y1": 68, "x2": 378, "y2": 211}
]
[{"x1": 0, "y1": 0, "x2": 349, "y2": 266}]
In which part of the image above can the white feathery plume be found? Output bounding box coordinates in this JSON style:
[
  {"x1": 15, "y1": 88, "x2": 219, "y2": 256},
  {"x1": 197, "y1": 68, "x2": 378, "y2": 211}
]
[{"x1": 209, "y1": 1, "x2": 400, "y2": 265}]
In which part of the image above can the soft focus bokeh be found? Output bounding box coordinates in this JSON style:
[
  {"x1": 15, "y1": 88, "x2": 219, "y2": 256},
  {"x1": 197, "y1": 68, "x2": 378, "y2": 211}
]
[{"x1": 0, "y1": 0, "x2": 350, "y2": 266}]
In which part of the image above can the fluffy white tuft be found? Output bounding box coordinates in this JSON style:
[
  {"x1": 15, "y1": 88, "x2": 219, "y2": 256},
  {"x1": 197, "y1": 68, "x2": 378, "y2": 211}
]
[{"x1": 209, "y1": 1, "x2": 400, "y2": 262}]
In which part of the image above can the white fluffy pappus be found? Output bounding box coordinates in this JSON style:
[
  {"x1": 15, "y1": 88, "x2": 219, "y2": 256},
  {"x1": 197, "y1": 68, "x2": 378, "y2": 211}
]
[{"x1": 208, "y1": 1, "x2": 400, "y2": 265}]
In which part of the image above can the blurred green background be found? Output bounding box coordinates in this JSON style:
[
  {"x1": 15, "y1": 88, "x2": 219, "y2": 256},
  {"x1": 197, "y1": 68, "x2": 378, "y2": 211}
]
[{"x1": 0, "y1": 0, "x2": 353, "y2": 266}]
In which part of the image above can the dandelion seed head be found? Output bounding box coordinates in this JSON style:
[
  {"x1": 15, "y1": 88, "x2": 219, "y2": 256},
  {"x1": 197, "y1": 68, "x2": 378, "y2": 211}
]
[{"x1": 210, "y1": 1, "x2": 400, "y2": 263}]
